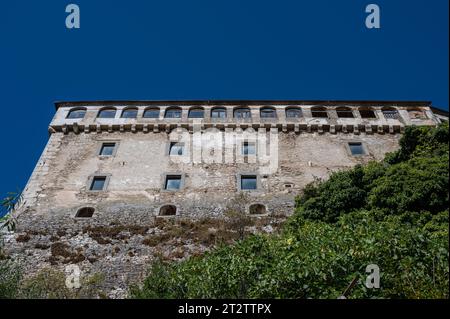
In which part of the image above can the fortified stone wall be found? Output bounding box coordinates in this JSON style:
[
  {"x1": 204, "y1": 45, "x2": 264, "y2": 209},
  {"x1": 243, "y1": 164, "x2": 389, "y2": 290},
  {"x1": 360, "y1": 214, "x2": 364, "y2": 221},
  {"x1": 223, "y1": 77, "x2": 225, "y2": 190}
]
[{"x1": 5, "y1": 100, "x2": 445, "y2": 298}]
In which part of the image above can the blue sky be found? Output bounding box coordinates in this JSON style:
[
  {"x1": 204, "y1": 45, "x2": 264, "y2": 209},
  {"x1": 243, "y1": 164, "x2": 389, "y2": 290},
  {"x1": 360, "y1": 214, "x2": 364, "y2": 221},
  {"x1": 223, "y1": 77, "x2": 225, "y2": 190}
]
[{"x1": 0, "y1": 0, "x2": 448, "y2": 198}]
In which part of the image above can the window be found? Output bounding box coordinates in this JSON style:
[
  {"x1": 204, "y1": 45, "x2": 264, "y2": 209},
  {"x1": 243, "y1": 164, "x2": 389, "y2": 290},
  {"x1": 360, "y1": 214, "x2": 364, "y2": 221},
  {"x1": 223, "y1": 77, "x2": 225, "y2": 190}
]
[
  {"x1": 143, "y1": 107, "x2": 160, "y2": 118},
  {"x1": 97, "y1": 108, "x2": 117, "y2": 119},
  {"x1": 242, "y1": 142, "x2": 256, "y2": 155},
  {"x1": 336, "y1": 107, "x2": 354, "y2": 118},
  {"x1": 260, "y1": 107, "x2": 276, "y2": 118},
  {"x1": 234, "y1": 108, "x2": 251, "y2": 119},
  {"x1": 211, "y1": 107, "x2": 227, "y2": 119},
  {"x1": 67, "y1": 108, "x2": 86, "y2": 119},
  {"x1": 169, "y1": 142, "x2": 184, "y2": 156},
  {"x1": 241, "y1": 175, "x2": 257, "y2": 190},
  {"x1": 76, "y1": 207, "x2": 95, "y2": 218},
  {"x1": 408, "y1": 109, "x2": 427, "y2": 120},
  {"x1": 359, "y1": 108, "x2": 377, "y2": 119},
  {"x1": 188, "y1": 108, "x2": 204, "y2": 118},
  {"x1": 249, "y1": 204, "x2": 267, "y2": 215},
  {"x1": 165, "y1": 175, "x2": 182, "y2": 190},
  {"x1": 311, "y1": 107, "x2": 328, "y2": 118},
  {"x1": 165, "y1": 108, "x2": 182, "y2": 119},
  {"x1": 121, "y1": 108, "x2": 138, "y2": 118},
  {"x1": 348, "y1": 142, "x2": 366, "y2": 156},
  {"x1": 90, "y1": 176, "x2": 107, "y2": 191},
  {"x1": 286, "y1": 107, "x2": 302, "y2": 118},
  {"x1": 382, "y1": 107, "x2": 399, "y2": 119},
  {"x1": 99, "y1": 143, "x2": 116, "y2": 156},
  {"x1": 159, "y1": 205, "x2": 177, "y2": 216}
]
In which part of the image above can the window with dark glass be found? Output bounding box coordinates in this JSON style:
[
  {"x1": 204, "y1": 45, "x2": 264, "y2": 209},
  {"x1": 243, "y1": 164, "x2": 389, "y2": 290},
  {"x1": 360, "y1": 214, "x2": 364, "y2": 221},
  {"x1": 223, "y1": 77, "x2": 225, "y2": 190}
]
[
  {"x1": 67, "y1": 108, "x2": 86, "y2": 119},
  {"x1": 242, "y1": 142, "x2": 256, "y2": 155},
  {"x1": 165, "y1": 175, "x2": 182, "y2": 190},
  {"x1": 169, "y1": 142, "x2": 184, "y2": 156},
  {"x1": 143, "y1": 108, "x2": 160, "y2": 118},
  {"x1": 121, "y1": 108, "x2": 138, "y2": 118},
  {"x1": 286, "y1": 108, "x2": 302, "y2": 118},
  {"x1": 188, "y1": 108, "x2": 204, "y2": 118},
  {"x1": 311, "y1": 107, "x2": 328, "y2": 118},
  {"x1": 234, "y1": 108, "x2": 251, "y2": 119},
  {"x1": 211, "y1": 108, "x2": 227, "y2": 119},
  {"x1": 97, "y1": 108, "x2": 117, "y2": 119},
  {"x1": 260, "y1": 108, "x2": 276, "y2": 118},
  {"x1": 165, "y1": 108, "x2": 182, "y2": 118},
  {"x1": 241, "y1": 175, "x2": 257, "y2": 190},
  {"x1": 348, "y1": 142, "x2": 365, "y2": 156},
  {"x1": 90, "y1": 176, "x2": 107, "y2": 191},
  {"x1": 336, "y1": 107, "x2": 354, "y2": 118},
  {"x1": 359, "y1": 108, "x2": 377, "y2": 119},
  {"x1": 99, "y1": 143, "x2": 116, "y2": 156}
]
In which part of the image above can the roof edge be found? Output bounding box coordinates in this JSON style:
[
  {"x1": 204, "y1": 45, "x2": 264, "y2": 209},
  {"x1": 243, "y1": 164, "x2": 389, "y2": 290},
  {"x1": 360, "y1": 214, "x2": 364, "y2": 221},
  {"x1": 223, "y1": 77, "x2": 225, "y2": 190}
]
[{"x1": 54, "y1": 99, "x2": 434, "y2": 110}]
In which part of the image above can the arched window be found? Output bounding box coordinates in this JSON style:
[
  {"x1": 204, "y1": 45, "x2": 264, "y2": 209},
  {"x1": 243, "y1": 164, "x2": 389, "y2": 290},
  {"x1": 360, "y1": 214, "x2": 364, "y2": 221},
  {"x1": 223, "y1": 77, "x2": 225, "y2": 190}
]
[
  {"x1": 336, "y1": 107, "x2": 354, "y2": 118},
  {"x1": 260, "y1": 107, "x2": 277, "y2": 118},
  {"x1": 359, "y1": 107, "x2": 377, "y2": 119},
  {"x1": 143, "y1": 107, "x2": 160, "y2": 118},
  {"x1": 76, "y1": 207, "x2": 95, "y2": 218},
  {"x1": 121, "y1": 107, "x2": 138, "y2": 118},
  {"x1": 211, "y1": 107, "x2": 227, "y2": 119},
  {"x1": 234, "y1": 107, "x2": 251, "y2": 119},
  {"x1": 311, "y1": 106, "x2": 328, "y2": 118},
  {"x1": 188, "y1": 107, "x2": 204, "y2": 118},
  {"x1": 285, "y1": 107, "x2": 302, "y2": 118},
  {"x1": 165, "y1": 107, "x2": 182, "y2": 119},
  {"x1": 66, "y1": 108, "x2": 86, "y2": 119},
  {"x1": 159, "y1": 205, "x2": 177, "y2": 216},
  {"x1": 382, "y1": 107, "x2": 399, "y2": 119},
  {"x1": 249, "y1": 204, "x2": 267, "y2": 215},
  {"x1": 97, "y1": 108, "x2": 117, "y2": 119}
]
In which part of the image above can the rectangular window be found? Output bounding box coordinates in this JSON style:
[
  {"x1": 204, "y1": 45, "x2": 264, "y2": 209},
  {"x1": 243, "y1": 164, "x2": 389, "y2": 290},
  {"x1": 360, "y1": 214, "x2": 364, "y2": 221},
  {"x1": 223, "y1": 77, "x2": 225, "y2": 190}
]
[
  {"x1": 169, "y1": 142, "x2": 184, "y2": 156},
  {"x1": 348, "y1": 142, "x2": 366, "y2": 156},
  {"x1": 165, "y1": 175, "x2": 182, "y2": 190},
  {"x1": 90, "y1": 176, "x2": 107, "y2": 191},
  {"x1": 241, "y1": 175, "x2": 257, "y2": 190},
  {"x1": 99, "y1": 143, "x2": 116, "y2": 156},
  {"x1": 242, "y1": 142, "x2": 256, "y2": 155}
]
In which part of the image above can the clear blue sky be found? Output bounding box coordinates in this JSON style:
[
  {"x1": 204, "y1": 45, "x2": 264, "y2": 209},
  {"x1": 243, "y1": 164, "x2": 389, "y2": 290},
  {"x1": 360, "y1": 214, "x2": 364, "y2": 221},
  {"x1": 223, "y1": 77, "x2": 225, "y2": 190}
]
[{"x1": 0, "y1": 0, "x2": 448, "y2": 198}]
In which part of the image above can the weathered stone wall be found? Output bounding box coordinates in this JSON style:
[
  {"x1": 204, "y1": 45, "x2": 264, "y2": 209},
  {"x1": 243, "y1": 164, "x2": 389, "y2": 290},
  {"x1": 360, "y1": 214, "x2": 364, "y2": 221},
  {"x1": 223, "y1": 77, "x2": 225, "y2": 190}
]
[{"x1": 6, "y1": 101, "x2": 444, "y2": 298}]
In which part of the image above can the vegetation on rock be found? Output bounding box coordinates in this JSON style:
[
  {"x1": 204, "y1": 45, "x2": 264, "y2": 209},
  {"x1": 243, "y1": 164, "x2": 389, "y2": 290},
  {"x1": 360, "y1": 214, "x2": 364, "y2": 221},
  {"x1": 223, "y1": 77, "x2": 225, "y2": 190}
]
[{"x1": 131, "y1": 122, "x2": 449, "y2": 299}]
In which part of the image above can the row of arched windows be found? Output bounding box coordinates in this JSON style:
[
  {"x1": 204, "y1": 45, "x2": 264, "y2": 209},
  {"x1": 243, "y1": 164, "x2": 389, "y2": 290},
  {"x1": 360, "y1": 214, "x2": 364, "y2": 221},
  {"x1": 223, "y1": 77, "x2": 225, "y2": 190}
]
[{"x1": 66, "y1": 106, "x2": 424, "y2": 120}]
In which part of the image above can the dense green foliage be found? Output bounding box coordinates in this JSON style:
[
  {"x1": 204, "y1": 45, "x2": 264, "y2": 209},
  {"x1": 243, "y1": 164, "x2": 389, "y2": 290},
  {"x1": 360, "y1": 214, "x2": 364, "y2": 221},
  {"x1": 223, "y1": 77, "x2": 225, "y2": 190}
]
[{"x1": 131, "y1": 123, "x2": 449, "y2": 299}]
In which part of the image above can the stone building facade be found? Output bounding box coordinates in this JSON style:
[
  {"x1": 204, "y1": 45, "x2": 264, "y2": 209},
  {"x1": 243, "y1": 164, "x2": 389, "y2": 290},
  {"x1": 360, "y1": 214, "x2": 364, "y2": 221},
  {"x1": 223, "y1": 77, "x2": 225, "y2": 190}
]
[{"x1": 6, "y1": 100, "x2": 447, "y2": 297}]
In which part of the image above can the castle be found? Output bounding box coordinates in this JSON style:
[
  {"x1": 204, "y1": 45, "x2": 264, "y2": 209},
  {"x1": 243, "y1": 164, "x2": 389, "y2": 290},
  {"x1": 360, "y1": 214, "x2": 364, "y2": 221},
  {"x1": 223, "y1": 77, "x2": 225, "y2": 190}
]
[{"x1": 8, "y1": 100, "x2": 448, "y2": 296}]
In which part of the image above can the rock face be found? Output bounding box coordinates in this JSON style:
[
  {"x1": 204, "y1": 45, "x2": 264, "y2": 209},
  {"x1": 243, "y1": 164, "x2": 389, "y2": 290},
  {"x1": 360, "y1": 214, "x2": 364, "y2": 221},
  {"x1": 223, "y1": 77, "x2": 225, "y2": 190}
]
[{"x1": 7, "y1": 100, "x2": 444, "y2": 298}]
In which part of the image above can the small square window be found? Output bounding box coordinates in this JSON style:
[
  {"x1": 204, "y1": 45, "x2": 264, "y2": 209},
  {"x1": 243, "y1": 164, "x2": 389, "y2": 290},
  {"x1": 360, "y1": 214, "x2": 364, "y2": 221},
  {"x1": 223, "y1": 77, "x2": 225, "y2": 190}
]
[
  {"x1": 99, "y1": 143, "x2": 116, "y2": 156},
  {"x1": 169, "y1": 143, "x2": 184, "y2": 156},
  {"x1": 90, "y1": 177, "x2": 107, "y2": 191},
  {"x1": 165, "y1": 175, "x2": 182, "y2": 190},
  {"x1": 349, "y1": 142, "x2": 365, "y2": 156},
  {"x1": 241, "y1": 175, "x2": 257, "y2": 190},
  {"x1": 242, "y1": 142, "x2": 256, "y2": 155}
]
